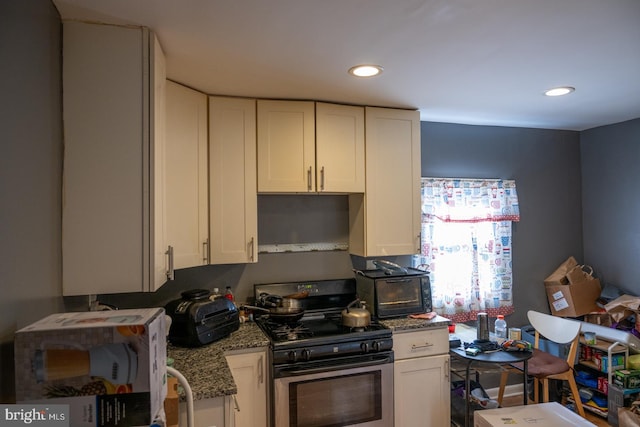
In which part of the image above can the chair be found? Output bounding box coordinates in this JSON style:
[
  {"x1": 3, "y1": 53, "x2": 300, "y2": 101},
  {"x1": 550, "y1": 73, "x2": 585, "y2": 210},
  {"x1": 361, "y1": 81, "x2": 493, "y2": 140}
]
[{"x1": 496, "y1": 310, "x2": 586, "y2": 418}]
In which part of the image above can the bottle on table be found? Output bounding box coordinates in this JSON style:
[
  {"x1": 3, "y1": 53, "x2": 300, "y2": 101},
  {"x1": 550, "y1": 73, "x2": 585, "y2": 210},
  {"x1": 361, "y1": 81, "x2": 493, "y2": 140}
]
[
  {"x1": 224, "y1": 286, "x2": 235, "y2": 304},
  {"x1": 495, "y1": 315, "x2": 507, "y2": 339}
]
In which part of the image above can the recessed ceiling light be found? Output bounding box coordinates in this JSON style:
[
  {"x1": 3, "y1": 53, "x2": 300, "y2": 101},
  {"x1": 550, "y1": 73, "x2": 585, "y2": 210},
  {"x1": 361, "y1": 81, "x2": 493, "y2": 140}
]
[
  {"x1": 544, "y1": 86, "x2": 575, "y2": 97},
  {"x1": 348, "y1": 64, "x2": 383, "y2": 78}
]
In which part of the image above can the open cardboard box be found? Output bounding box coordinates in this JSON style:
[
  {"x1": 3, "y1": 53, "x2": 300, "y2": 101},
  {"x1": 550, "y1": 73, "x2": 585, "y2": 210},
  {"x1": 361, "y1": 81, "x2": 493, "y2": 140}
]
[
  {"x1": 544, "y1": 257, "x2": 601, "y2": 317},
  {"x1": 545, "y1": 278, "x2": 602, "y2": 317}
]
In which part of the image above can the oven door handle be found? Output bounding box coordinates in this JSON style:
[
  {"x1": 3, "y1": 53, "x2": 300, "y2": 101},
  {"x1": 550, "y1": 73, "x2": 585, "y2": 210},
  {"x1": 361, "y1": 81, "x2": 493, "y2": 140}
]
[
  {"x1": 276, "y1": 356, "x2": 393, "y2": 377},
  {"x1": 383, "y1": 278, "x2": 413, "y2": 284}
]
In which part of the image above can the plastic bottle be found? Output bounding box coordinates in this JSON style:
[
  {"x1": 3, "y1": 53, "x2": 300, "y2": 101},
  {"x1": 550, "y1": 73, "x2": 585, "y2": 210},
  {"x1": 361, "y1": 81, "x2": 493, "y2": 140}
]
[
  {"x1": 494, "y1": 315, "x2": 507, "y2": 339},
  {"x1": 224, "y1": 286, "x2": 235, "y2": 303}
]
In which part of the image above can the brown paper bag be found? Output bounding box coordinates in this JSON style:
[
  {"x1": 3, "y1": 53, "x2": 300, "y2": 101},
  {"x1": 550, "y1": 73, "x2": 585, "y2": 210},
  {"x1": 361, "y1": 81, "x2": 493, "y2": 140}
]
[
  {"x1": 620, "y1": 406, "x2": 640, "y2": 427},
  {"x1": 566, "y1": 264, "x2": 595, "y2": 285},
  {"x1": 544, "y1": 256, "x2": 579, "y2": 286},
  {"x1": 605, "y1": 294, "x2": 640, "y2": 322}
]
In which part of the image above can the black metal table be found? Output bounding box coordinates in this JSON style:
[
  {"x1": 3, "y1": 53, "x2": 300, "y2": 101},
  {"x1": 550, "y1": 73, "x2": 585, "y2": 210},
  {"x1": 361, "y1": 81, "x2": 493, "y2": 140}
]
[{"x1": 450, "y1": 345, "x2": 532, "y2": 427}]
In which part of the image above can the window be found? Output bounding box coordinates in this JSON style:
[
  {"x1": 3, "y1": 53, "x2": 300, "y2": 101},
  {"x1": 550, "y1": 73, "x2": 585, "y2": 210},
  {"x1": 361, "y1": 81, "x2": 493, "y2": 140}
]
[{"x1": 413, "y1": 178, "x2": 520, "y2": 323}]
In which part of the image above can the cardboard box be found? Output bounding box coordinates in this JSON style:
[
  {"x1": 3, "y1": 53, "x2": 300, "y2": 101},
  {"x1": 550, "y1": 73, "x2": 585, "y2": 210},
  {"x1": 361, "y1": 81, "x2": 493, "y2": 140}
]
[
  {"x1": 14, "y1": 308, "x2": 167, "y2": 427},
  {"x1": 474, "y1": 402, "x2": 595, "y2": 426},
  {"x1": 585, "y1": 311, "x2": 614, "y2": 327},
  {"x1": 614, "y1": 369, "x2": 640, "y2": 389},
  {"x1": 164, "y1": 377, "x2": 179, "y2": 427},
  {"x1": 545, "y1": 278, "x2": 602, "y2": 317},
  {"x1": 594, "y1": 352, "x2": 625, "y2": 373}
]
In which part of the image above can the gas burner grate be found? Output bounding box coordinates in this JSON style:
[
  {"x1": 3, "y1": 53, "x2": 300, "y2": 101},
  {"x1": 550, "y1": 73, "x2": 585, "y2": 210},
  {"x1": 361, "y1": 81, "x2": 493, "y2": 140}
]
[{"x1": 259, "y1": 319, "x2": 314, "y2": 341}]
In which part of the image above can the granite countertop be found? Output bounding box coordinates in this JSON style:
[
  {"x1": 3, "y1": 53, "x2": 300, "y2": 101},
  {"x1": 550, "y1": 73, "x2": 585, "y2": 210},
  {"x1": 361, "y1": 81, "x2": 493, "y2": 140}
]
[
  {"x1": 167, "y1": 322, "x2": 269, "y2": 402},
  {"x1": 380, "y1": 314, "x2": 451, "y2": 332},
  {"x1": 167, "y1": 314, "x2": 450, "y2": 402}
]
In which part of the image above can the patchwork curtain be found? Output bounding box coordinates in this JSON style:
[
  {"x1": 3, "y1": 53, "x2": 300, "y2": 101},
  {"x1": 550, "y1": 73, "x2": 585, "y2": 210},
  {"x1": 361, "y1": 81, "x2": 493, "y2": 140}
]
[{"x1": 413, "y1": 178, "x2": 520, "y2": 323}]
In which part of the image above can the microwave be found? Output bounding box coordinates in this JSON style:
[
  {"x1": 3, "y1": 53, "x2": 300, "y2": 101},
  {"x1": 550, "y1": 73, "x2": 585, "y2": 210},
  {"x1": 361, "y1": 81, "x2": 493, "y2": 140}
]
[{"x1": 355, "y1": 268, "x2": 432, "y2": 319}]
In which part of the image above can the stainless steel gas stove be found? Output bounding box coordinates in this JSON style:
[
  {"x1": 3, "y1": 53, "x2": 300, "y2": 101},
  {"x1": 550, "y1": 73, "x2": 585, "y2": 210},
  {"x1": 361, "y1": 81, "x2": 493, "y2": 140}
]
[{"x1": 253, "y1": 278, "x2": 394, "y2": 427}]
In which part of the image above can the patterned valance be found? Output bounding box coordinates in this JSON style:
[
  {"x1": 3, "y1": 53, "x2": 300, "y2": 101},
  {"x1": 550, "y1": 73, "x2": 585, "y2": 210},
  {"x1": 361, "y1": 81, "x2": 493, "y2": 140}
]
[{"x1": 421, "y1": 178, "x2": 520, "y2": 223}]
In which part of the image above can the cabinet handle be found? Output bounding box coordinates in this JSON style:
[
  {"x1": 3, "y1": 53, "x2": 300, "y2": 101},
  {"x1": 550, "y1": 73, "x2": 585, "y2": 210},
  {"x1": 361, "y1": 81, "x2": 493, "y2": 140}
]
[
  {"x1": 320, "y1": 166, "x2": 325, "y2": 191},
  {"x1": 417, "y1": 232, "x2": 422, "y2": 253},
  {"x1": 232, "y1": 394, "x2": 240, "y2": 412},
  {"x1": 249, "y1": 237, "x2": 255, "y2": 262},
  {"x1": 165, "y1": 245, "x2": 174, "y2": 280},
  {"x1": 307, "y1": 166, "x2": 312, "y2": 191},
  {"x1": 202, "y1": 239, "x2": 209, "y2": 264},
  {"x1": 258, "y1": 355, "x2": 264, "y2": 384},
  {"x1": 411, "y1": 342, "x2": 434, "y2": 350},
  {"x1": 445, "y1": 358, "x2": 450, "y2": 380}
]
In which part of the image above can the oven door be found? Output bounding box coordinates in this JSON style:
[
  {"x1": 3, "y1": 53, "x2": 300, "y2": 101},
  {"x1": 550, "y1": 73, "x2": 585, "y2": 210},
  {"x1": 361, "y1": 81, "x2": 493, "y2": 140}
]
[{"x1": 273, "y1": 354, "x2": 393, "y2": 427}]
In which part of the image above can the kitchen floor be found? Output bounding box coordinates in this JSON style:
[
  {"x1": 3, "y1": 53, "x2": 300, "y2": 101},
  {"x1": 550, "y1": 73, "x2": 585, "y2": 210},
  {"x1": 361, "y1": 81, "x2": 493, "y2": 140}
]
[{"x1": 500, "y1": 394, "x2": 610, "y2": 426}]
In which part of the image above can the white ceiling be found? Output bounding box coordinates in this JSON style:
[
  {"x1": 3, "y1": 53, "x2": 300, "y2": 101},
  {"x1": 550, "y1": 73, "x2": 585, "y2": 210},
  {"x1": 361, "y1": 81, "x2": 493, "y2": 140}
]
[{"x1": 53, "y1": 0, "x2": 640, "y2": 131}]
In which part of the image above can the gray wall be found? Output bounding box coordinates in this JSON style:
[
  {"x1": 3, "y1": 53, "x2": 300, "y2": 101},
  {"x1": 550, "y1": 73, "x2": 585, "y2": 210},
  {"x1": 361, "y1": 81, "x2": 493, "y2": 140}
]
[
  {"x1": 421, "y1": 122, "x2": 584, "y2": 328},
  {"x1": 0, "y1": 0, "x2": 65, "y2": 402},
  {"x1": 581, "y1": 118, "x2": 640, "y2": 294}
]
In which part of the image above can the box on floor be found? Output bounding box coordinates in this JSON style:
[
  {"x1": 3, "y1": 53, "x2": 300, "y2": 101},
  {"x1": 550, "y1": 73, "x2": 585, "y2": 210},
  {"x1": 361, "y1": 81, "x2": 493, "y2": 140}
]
[
  {"x1": 14, "y1": 308, "x2": 167, "y2": 427},
  {"x1": 474, "y1": 402, "x2": 596, "y2": 427}
]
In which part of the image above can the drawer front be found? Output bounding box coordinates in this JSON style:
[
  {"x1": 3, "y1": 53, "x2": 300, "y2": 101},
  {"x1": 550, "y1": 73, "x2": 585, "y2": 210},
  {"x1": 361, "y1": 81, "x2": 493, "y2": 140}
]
[{"x1": 393, "y1": 327, "x2": 449, "y2": 359}]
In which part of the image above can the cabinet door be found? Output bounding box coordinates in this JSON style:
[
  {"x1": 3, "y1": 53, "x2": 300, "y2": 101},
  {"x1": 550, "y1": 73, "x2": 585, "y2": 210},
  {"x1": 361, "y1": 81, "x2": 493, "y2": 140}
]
[
  {"x1": 165, "y1": 81, "x2": 208, "y2": 269},
  {"x1": 394, "y1": 354, "x2": 450, "y2": 427},
  {"x1": 209, "y1": 97, "x2": 258, "y2": 264},
  {"x1": 315, "y1": 102, "x2": 365, "y2": 193},
  {"x1": 151, "y1": 34, "x2": 168, "y2": 289},
  {"x1": 225, "y1": 350, "x2": 268, "y2": 427},
  {"x1": 179, "y1": 396, "x2": 226, "y2": 427},
  {"x1": 257, "y1": 100, "x2": 315, "y2": 192},
  {"x1": 62, "y1": 22, "x2": 166, "y2": 295},
  {"x1": 349, "y1": 107, "x2": 421, "y2": 256}
]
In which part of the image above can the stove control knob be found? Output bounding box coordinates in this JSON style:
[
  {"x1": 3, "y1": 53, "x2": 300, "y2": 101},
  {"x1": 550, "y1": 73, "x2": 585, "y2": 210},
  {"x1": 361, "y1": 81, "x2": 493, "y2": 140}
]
[
  {"x1": 360, "y1": 342, "x2": 370, "y2": 353},
  {"x1": 288, "y1": 351, "x2": 297, "y2": 362},
  {"x1": 301, "y1": 349, "x2": 311, "y2": 361},
  {"x1": 372, "y1": 341, "x2": 381, "y2": 352}
]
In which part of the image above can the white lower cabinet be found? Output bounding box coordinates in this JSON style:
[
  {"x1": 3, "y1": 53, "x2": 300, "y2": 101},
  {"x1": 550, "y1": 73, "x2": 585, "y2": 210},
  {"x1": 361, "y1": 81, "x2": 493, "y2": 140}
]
[
  {"x1": 180, "y1": 396, "x2": 227, "y2": 427},
  {"x1": 225, "y1": 349, "x2": 268, "y2": 427},
  {"x1": 394, "y1": 327, "x2": 450, "y2": 427},
  {"x1": 179, "y1": 348, "x2": 267, "y2": 427}
]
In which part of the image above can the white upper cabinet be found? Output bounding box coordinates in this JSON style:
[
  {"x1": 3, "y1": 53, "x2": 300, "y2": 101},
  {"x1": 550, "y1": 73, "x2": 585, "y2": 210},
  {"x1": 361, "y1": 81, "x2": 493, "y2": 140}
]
[
  {"x1": 257, "y1": 100, "x2": 315, "y2": 192},
  {"x1": 349, "y1": 107, "x2": 421, "y2": 257},
  {"x1": 62, "y1": 22, "x2": 167, "y2": 295},
  {"x1": 315, "y1": 102, "x2": 365, "y2": 193},
  {"x1": 209, "y1": 97, "x2": 258, "y2": 264},
  {"x1": 257, "y1": 100, "x2": 365, "y2": 193},
  {"x1": 165, "y1": 81, "x2": 209, "y2": 270}
]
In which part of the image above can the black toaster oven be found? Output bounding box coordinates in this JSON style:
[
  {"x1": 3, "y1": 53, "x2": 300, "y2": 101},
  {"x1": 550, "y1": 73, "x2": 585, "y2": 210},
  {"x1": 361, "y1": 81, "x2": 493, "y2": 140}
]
[{"x1": 355, "y1": 267, "x2": 432, "y2": 319}]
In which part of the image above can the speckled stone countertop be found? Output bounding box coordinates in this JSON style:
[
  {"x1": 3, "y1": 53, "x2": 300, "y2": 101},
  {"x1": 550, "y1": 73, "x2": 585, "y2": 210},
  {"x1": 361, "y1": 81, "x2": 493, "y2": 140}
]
[
  {"x1": 380, "y1": 314, "x2": 451, "y2": 332},
  {"x1": 167, "y1": 315, "x2": 450, "y2": 402},
  {"x1": 167, "y1": 322, "x2": 269, "y2": 402}
]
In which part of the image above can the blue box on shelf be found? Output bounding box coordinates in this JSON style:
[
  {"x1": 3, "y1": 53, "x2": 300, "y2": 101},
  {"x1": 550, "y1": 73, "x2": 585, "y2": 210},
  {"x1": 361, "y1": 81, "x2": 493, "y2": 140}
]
[{"x1": 521, "y1": 325, "x2": 575, "y2": 362}]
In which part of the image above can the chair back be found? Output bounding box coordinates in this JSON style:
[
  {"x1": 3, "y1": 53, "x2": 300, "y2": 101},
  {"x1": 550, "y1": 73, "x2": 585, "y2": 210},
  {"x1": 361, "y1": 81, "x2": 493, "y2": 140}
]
[{"x1": 527, "y1": 310, "x2": 582, "y2": 364}]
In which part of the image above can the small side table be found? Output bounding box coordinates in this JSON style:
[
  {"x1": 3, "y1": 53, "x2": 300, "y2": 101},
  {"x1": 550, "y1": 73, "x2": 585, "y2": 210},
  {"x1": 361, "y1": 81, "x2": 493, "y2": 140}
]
[{"x1": 450, "y1": 345, "x2": 532, "y2": 427}]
